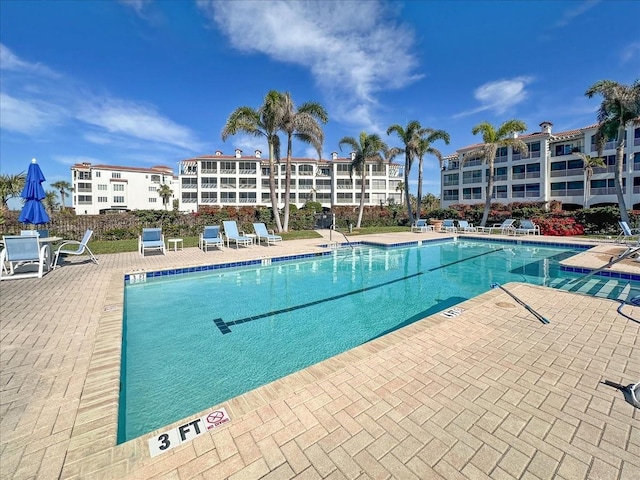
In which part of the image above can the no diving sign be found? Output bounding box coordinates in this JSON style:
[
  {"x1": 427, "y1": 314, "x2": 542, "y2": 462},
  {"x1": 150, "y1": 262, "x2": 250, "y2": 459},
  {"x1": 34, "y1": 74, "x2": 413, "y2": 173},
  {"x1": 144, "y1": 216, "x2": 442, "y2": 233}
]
[{"x1": 148, "y1": 407, "x2": 231, "y2": 457}]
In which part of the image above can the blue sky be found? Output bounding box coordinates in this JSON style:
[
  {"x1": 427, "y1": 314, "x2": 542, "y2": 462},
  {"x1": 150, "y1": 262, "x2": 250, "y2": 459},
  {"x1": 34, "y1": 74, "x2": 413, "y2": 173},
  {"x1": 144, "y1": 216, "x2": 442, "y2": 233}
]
[{"x1": 1, "y1": 0, "x2": 639, "y2": 203}]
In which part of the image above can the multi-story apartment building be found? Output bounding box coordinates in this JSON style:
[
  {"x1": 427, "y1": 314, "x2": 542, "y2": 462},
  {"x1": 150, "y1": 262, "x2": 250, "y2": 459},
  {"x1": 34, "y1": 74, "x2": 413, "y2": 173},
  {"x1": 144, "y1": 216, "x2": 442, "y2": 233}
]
[
  {"x1": 70, "y1": 162, "x2": 178, "y2": 215},
  {"x1": 177, "y1": 149, "x2": 402, "y2": 212},
  {"x1": 441, "y1": 121, "x2": 640, "y2": 210}
]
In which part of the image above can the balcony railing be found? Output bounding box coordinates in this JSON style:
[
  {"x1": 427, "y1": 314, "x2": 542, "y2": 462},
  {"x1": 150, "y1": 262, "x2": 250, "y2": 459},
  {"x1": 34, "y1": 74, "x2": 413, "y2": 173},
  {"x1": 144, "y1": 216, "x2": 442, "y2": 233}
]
[
  {"x1": 635, "y1": 138, "x2": 640, "y2": 146},
  {"x1": 495, "y1": 192, "x2": 508, "y2": 199},
  {"x1": 181, "y1": 184, "x2": 197, "y2": 189},
  {"x1": 239, "y1": 169, "x2": 257, "y2": 175},
  {"x1": 634, "y1": 186, "x2": 640, "y2": 194},
  {"x1": 591, "y1": 187, "x2": 625, "y2": 195},
  {"x1": 443, "y1": 180, "x2": 459, "y2": 186},
  {"x1": 462, "y1": 178, "x2": 482, "y2": 184},
  {"x1": 220, "y1": 169, "x2": 236, "y2": 174},
  {"x1": 443, "y1": 194, "x2": 459, "y2": 201},
  {"x1": 201, "y1": 168, "x2": 217, "y2": 174},
  {"x1": 239, "y1": 198, "x2": 257, "y2": 203},
  {"x1": 494, "y1": 175, "x2": 507, "y2": 181},
  {"x1": 550, "y1": 189, "x2": 584, "y2": 197},
  {"x1": 76, "y1": 188, "x2": 92, "y2": 193},
  {"x1": 200, "y1": 198, "x2": 218, "y2": 203},
  {"x1": 239, "y1": 184, "x2": 257, "y2": 189},
  {"x1": 181, "y1": 198, "x2": 197, "y2": 203},
  {"x1": 336, "y1": 198, "x2": 353, "y2": 203},
  {"x1": 201, "y1": 183, "x2": 217, "y2": 189},
  {"x1": 551, "y1": 168, "x2": 582, "y2": 177},
  {"x1": 512, "y1": 173, "x2": 525, "y2": 180},
  {"x1": 463, "y1": 194, "x2": 483, "y2": 200},
  {"x1": 494, "y1": 155, "x2": 508, "y2": 164},
  {"x1": 634, "y1": 163, "x2": 640, "y2": 171},
  {"x1": 464, "y1": 158, "x2": 483, "y2": 167}
]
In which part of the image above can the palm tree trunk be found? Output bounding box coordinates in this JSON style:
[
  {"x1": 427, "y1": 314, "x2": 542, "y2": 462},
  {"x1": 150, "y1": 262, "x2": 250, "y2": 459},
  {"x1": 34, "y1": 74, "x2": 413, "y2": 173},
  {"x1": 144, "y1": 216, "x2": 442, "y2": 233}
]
[
  {"x1": 417, "y1": 156, "x2": 423, "y2": 219},
  {"x1": 268, "y1": 143, "x2": 283, "y2": 232},
  {"x1": 615, "y1": 129, "x2": 630, "y2": 225},
  {"x1": 481, "y1": 161, "x2": 495, "y2": 227},
  {"x1": 356, "y1": 172, "x2": 366, "y2": 228},
  {"x1": 283, "y1": 137, "x2": 293, "y2": 232},
  {"x1": 404, "y1": 157, "x2": 413, "y2": 224}
]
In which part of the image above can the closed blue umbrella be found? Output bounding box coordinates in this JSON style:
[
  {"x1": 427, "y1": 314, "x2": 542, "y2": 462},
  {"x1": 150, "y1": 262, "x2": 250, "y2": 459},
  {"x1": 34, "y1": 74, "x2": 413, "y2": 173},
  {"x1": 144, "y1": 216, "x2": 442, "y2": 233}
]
[{"x1": 18, "y1": 158, "x2": 50, "y2": 225}]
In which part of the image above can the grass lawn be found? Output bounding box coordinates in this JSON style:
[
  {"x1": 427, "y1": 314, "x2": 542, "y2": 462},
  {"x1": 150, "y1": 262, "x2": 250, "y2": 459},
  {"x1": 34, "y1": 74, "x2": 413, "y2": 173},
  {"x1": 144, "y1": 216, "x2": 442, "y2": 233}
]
[{"x1": 87, "y1": 229, "x2": 326, "y2": 254}]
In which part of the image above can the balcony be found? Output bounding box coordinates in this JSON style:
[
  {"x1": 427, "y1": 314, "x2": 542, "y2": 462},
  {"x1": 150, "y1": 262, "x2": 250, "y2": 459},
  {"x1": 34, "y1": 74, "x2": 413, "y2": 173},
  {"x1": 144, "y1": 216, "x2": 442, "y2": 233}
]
[
  {"x1": 443, "y1": 194, "x2": 459, "y2": 201},
  {"x1": 239, "y1": 198, "x2": 257, "y2": 203},
  {"x1": 494, "y1": 155, "x2": 508, "y2": 164},
  {"x1": 201, "y1": 183, "x2": 217, "y2": 189},
  {"x1": 464, "y1": 158, "x2": 483, "y2": 167},
  {"x1": 181, "y1": 184, "x2": 197, "y2": 189},
  {"x1": 591, "y1": 187, "x2": 625, "y2": 195},
  {"x1": 635, "y1": 138, "x2": 640, "y2": 146},
  {"x1": 76, "y1": 187, "x2": 92, "y2": 193},
  {"x1": 200, "y1": 198, "x2": 218, "y2": 203},
  {"x1": 550, "y1": 189, "x2": 584, "y2": 197},
  {"x1": 494, "y1": 175, "x2": 507, "y2": 181},
  {"x1": 239, "y1": 169, "x2": 257, "y2": 175},
  {"x1": 463, "y1": 194, "x2": 482, "y2": 200},
  {"x1": 201, "y1": 168, "x2": 217, "y2": 174},
  {"x1": 443, "y1": 180, "x2": 459, "y2": 186},
  {"x1": 336, "y1": 198, "x2": 353, "y2": 204},
  {"x1": 220, "y1": 169, "x2": 237, "y2": 174}
]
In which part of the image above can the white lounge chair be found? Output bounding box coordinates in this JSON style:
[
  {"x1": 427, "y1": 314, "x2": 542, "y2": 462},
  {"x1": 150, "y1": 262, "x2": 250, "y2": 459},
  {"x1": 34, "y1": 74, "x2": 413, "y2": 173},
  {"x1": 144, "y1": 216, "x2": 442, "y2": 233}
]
[
  {"x1": 440, "y1": 219, "x2": 457, "y2": 233},
  {"x1": 222, "y1": 221, "x2": 253, "y2": 248},
  {"x1": 411, "y1": 219, "x2": 433, "y2": 233},
  {"x1": 478, "y1": 218, "x2": 516, "y2": 235},
  {"x1": 252, "y1": 223, "x2": 282, "y2": 246},
  {"x1": 200, "y1": 226, "x2": 224, "y2": 251},
  {"x1": 457, "y1": 220, "x2": 476, "y2": 232},
  {"x1": 53, "y1": 229, "x2": 98, "y2": 268},
  {"x1": 0, "y1": 235, "x2": 50, "y2": 280},
  {"x1": 617, "y1": 221, "x2": 640, "y2": 244},
  {"x1": 514, "y1": 219, "x2": 540, "y2": 235},
  {"x1": 139, "y1": 228, "x2": 166, "y2": 256}
]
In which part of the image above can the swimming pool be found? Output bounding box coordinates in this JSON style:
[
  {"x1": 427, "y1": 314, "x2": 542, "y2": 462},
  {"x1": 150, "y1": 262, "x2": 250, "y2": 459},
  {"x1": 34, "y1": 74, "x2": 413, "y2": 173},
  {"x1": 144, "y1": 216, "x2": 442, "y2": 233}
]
[{"x1": 118, "y1": 239, "x2": 639, "y2": 442}]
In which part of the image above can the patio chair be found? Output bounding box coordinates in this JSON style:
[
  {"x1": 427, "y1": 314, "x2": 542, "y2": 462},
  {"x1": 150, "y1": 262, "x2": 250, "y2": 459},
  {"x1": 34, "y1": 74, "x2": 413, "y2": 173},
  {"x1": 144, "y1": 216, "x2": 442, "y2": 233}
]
[
  {"x1": 222, "y1": 221, "x2": 253, "y2": 248},
  {"x1": 0, "y1": 235, "x2": 50, "y2": 280},
  {"x1": 616, "y1": 221, "x2": 640, "y2": 243},
  {"x1": 252, "y1": 223, "x2": 282, "y2": 246},
  {"x1": 478, "y1": 218, "x2": 516, "y2": 235},
  {"x1": 514, "y1": 219, "x2": 540, "y2": 236},
  {"x1": 200, "y1": 226, "x2": 224, "y2": 252},
  {"x1": 457, "y1": 220, "x2": 477, "y2": 232},
  {"x1": 139, "y1": 228, "x2": 166, "y2": 256},
  {"x1": 440, "y1": 219, "x2": 457, "y2": 233},
  {"x1": 53, "y1": 229, "x2": 98, "y2": 269},
  {"x1": 411, "y1": 219, "x2": 433, "y2": 233}
]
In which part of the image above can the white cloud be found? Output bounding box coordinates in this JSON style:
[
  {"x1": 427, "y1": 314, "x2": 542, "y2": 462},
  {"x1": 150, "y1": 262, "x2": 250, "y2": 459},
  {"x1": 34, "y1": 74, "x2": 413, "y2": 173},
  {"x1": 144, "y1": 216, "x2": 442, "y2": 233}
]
[
  {"x1": 553, "y1": 0, "x2": 600, "y2": 28},
  {"x1": 453, "y1": 76, "x2": 533, "y2": 118},
  {"x1": 0, "y1": 93, "x2": 65, "y2": 134},
  {"x1": 0, "y1": 44, "x2": 60, "y2": 78},
  {"x1": 76, "y1": 99, "x2": 203, "y2": 151},
  {"x1": 118, "y1": 0, "x2": 151, "y2": 16},
  {"x1": 197, "y1": 0, "x2": 421, "y2": 128},
  {"x1": 621, "y1": 41, "x2": 640, "y2": 64},
  {"x1": 1, "y1": 47, "x2": 205, "y2": 154}
]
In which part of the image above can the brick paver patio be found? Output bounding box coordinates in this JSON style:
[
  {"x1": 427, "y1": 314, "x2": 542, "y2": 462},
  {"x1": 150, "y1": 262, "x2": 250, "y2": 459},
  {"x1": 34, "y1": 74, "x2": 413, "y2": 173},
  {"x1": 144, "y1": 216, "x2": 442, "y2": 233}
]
[{"x1": 1, "y1": 232, "x2": 638, "y2": 479}]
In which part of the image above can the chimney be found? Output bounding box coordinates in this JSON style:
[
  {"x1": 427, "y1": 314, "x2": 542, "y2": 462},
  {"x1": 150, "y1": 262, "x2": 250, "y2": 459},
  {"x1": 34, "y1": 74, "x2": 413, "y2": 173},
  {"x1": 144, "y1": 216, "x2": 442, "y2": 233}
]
[
  {"x1": 331, "y1": 152, "x2": 338, "y2": 160},
  {"x1": 234, "y1": 149, "x2": 242, "y2": 158},
  {"x1": 255, "y1": 150, "x2": 261, "y2": 158},
  {"x1": 540, "y1": 121, "x2": 553, "y2": 134}
]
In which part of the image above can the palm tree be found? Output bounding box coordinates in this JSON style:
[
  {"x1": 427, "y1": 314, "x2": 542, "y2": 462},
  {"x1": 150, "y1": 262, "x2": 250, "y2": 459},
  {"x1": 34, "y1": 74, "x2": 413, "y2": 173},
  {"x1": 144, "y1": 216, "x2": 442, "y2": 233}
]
[
  {"x1": 386, "y1": 121, "x2": 424, "y2": 224},
  {"x1": 280, "y1": 92, "x2": 328, "y2": 231},
  {"x1": 0, "y1": 172, "x2": 26, "y2": 210},
  {"x1": 51, "y1": 180, "x2": 72, "y2": 210},
  {"x1": 571, "y1": 151, "x2": 606, "y2": 208},
  {"x1": 395, "y1": 181, "x2": 405, "y2": 205},
  {"x1": 585, "y1": 79, "x2": 640, "y2": 225},
  {"x1": 222, "y1": 90, "x2": 285, "y2": 232},
  {"x1": 44, "y1": 190, "x2": 59, "y2": 214},
  {"x1": 338, "y1": 132, "x2": 390, "y2": 228},
  {"x1": 415, "y1": 128, "x2": 450, "y2": 219},
  {"x1": 463, "y1": 120, "x2": 528, "y2": 227},
  {"x1": 157, "y1": 184, "x2": 173, "y2": 210},
  {"x1": 422, "y1": 192, "x2": 440, "y2": 212}
]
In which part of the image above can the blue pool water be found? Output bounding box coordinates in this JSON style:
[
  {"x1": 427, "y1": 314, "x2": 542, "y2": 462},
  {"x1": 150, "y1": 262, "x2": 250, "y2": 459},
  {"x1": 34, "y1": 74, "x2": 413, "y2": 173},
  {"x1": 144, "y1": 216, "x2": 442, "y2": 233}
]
[{"x1": 118, "y1": 239, "x2": 639, "y2": 442}]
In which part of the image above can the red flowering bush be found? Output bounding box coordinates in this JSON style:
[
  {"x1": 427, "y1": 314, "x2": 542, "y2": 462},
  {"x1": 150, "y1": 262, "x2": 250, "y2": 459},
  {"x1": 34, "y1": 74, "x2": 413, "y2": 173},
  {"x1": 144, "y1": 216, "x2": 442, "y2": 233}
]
[{"x1": 535, "y1": 217, "x2": 584, "y2": 236}]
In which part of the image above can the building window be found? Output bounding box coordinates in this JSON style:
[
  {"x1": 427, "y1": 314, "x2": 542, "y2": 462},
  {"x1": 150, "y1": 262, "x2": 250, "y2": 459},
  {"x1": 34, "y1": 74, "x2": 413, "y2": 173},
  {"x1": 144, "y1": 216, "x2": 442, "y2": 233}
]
[
  {"x1": 316, "y1": 179, "x2": 331, "y2": 190},
  {"x1": 98, "y1": 184, "x2": 108, "y2": 191},
  {"x1": 462, "y1": 170, "x2": 482, "y2": 184},
  {"x1": 182, "y1": 177, "x2": 197, "y2": 189},
  {"x1": 77, "y1": 182, "x2": 92, "y2": 192},
  {"x1": 95, "y1": 171, "x2": 101, "y2": 178},
  {"x1": 239, "y1": 161, "x2": 256, "y2": 173},
  {"x1": 220, "y1": 192, "x2": 236, "y2": 202},
  {"x1": 78, "y1": 195, "x2": 92, "y2": 204},
  {"x1": 78, "y1": 171, "x2": 92, "y2": 180},
  {"x1": 221, "y1": 178, "x2": 236, "y2": 189},
  {"x1": 113, "y1": 196, "x2": 125, "y2": 203},
  {"x1": 112, "y1": 172, "x2": 121, "y2": 179},
  {"x1": 443, "y1": 189, "x2": 459, "y2": 201},
  {"x1": 463, "y1": 187, "x2": 482, "y2": 200},
  {"x1": 201, "y1": 161, "x2": 217, "y2": 173},
  {"x1": 181, "y1": 192, "x2": 197, "y2": 203},
  {"x1": 443, "y1": 173, "x2": 459, "y2": 186},
  {"x1": 370, "y1": 179, "x2": 386, "y2": 189},
  {"x1": 336, "y1": 164, "x2": 350, "y2": 175},
  {"x1": 113, "y1": 184, "x2": 125, "y2": 191},
  {"x1": 201, "y1": 192, "x2": 217, "y2": 203},
  {"x1": 149, "y1": 186, "x2": 158, "y2": 192},
  {"x1": 494, "y1": 167, "x2": 507, "y2": 181},
  {"x1": 220, "y1": 162, "x2": 236, "y2": 173},
  {"x1": 148, "y1": 198, "x2": 157, "y2": 203},
  {"x1": 150, "y1": 174, "x2": 161, "y2": 183},
  {"x1": 97, "y1": 196, "x2": 107, "y2": 203},
  {"x1": 494, "y1": 185, "x2": 508, "y2": 198},
  {"x1": 201, "y1": 177, "x2": 217, "y2": 188},
  {"x1": 298, "y1": 164, "x2": 314, "y2": 175}
]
